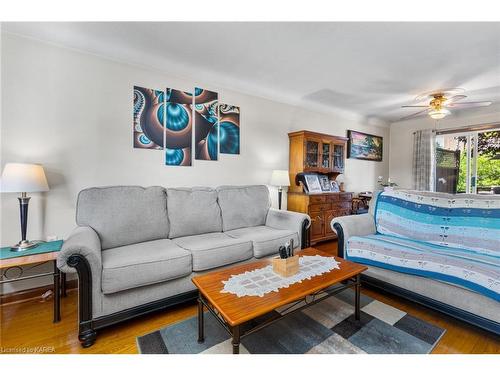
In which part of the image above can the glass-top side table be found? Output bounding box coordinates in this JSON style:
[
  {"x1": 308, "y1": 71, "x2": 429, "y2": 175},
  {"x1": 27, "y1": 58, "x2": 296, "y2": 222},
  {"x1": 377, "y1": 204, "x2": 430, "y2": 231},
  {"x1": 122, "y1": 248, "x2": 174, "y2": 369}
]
[{"x1": 0, "y1": 240, "x2": 64, "y2": 323}]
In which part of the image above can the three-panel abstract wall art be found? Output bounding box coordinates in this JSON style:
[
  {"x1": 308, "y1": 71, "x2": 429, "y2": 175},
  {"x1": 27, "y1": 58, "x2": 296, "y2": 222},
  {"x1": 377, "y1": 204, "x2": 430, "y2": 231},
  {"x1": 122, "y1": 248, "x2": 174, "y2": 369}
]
[{"x1": 133, "y1": 85, "x2": 240, "y2": 166}]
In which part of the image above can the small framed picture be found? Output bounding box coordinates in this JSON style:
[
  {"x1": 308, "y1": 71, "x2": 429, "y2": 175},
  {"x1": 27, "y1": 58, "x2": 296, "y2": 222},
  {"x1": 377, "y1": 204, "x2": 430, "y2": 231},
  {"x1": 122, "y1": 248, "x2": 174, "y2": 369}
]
[
  {"x1": 318, "y1": 175, "x2": 331, "y2": 192},
  {"x1": 330, "y1": 180, "x2": 340, "y2": 192},
  {"x1": 304, "y1": 174, "x2": 322, "y2": 194}
]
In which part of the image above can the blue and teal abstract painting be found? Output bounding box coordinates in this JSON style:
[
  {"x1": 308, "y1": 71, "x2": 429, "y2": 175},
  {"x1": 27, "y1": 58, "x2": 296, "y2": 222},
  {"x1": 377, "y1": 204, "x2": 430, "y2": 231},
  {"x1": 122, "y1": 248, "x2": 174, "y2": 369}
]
[
  {"x1": 164, "y1": 88, "x2": 193, "y2": 166},
  {"x1": 133, "y1": 86, "x2": 165, "y2": 149},
  {"x1": 219, "y1": 104, "x2": 240, "y2": 155},
  {"x1": 134, "y1": 85, "x2": 241, "y2": 165},
  {"x1": 194, "y1": 88, "x2": 219, "y2": 161}
]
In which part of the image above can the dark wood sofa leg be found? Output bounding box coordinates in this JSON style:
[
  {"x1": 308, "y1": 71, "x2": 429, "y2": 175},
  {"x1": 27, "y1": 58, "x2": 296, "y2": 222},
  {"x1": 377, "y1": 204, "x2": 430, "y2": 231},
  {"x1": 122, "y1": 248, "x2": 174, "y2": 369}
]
[
  {"x1": 332, "y1": 223, "x2": 345, "y2": 258},
  {"x1": 79, "y1": 327, "x2": 97, "y2": 348},
  {"x1": 67, "y1": 254, "x2": 95, "y2": 348},
  {"x1": 301, "y1": 219, "x2": 311, "y2": 249}
]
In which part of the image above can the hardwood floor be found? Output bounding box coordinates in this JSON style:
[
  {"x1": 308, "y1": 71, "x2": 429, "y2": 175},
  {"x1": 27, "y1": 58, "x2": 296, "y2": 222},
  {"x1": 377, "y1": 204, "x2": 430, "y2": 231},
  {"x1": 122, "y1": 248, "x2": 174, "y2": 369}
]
[{"x1": 1, "y1": 240, "x2": 498, "y2": 354}]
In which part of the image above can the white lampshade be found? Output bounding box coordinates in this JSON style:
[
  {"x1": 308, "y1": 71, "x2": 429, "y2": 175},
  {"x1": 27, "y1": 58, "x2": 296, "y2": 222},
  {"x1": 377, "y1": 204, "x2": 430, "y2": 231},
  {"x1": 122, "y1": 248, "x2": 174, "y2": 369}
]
[
  {"x1": 270, "y1": 170, "x2": 290, "y2": 187},
  {"x1": 1, "y1": 163, "x2": 49, "y2": 193}
]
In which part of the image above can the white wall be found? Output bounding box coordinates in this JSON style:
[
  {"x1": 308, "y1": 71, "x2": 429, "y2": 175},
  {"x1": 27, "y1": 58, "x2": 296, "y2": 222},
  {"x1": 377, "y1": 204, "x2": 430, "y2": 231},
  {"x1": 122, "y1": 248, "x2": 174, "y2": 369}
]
[
  {"x1": 0, "y1": 33, "x2": 389, "y2": 293},
  {"x1": 389, "y1": 107, "x2": 500, "y2": 189}
]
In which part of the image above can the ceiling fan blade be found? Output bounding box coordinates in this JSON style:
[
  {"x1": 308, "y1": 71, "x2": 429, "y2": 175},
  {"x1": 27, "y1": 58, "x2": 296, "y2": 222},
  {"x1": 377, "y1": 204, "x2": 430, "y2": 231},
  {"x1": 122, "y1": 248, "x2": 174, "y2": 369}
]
[
  {"x1": 401, "y1": 105, "x2": 429, "y2": 108},
  {"x1": 399, "y1": 109, "x2": 429, "y2": 121},
  {"x1": 444, "y1": 95, "x2": 467, "y2": 104},
  {"x1": 446, "y1": 101, "x2": 492, "y2": 108}
]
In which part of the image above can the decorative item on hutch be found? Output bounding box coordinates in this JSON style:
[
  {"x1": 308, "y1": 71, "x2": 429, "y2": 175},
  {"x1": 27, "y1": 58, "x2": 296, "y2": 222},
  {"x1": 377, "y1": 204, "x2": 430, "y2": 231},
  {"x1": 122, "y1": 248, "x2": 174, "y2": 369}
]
[{"x1": 287, "y1": 130, "x2": 352, "y2": 245}]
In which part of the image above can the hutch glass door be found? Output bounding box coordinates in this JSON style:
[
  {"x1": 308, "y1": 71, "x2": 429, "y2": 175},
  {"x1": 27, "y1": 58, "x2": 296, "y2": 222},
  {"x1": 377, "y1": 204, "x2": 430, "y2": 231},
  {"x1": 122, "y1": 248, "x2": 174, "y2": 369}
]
[
  {"x1": 321, "y1": 142, "x2": 331, "y2": 169},
  {"x1": 333, "y1": 144, "x2": 344, "y2": 170},
  {"x1": 305, "y1": 140, "x2": 320, "y2": 168}
]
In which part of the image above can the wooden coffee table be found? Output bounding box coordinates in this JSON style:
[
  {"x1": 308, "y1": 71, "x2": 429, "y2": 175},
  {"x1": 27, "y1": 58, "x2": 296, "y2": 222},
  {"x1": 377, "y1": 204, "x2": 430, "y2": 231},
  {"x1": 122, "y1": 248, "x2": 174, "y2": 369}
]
[{"x1": 191, "y1": 247, "x2": 367, "y2": 354}]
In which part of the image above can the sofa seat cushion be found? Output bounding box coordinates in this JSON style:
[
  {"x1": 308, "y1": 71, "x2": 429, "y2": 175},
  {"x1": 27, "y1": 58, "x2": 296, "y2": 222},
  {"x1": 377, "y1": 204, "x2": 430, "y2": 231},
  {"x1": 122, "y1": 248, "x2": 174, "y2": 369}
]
[
  {"x1": 347, "y1": 234, "x2": 500, "y2": 301},
  {"x1": 173, "y1": 233, "x2": 253, "y2": 271},
  {"x1": 102, "y1": 239, "x2": 192, "y2": 294},
  {"x1": 225, "y1": 225, "x2": 299, "y2": 259}
]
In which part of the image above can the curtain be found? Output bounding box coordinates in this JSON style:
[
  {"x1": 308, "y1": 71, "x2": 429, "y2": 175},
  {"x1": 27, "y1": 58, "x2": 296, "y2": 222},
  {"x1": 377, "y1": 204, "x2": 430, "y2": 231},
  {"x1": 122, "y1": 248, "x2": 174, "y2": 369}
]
[{"x1": 412, "y1": 129, "x2": 436, "y2": 191}]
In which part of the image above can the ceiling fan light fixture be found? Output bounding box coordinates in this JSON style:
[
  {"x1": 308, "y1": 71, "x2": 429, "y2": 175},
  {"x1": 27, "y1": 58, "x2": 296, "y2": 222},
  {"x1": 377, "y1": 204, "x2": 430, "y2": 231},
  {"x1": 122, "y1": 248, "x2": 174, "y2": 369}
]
[
  {"x1": 428, "y1": 108, "x2": 450, "y2": 120},
  {"x1": 400, "y1": 89, "x2": 492, "y2": 121}
]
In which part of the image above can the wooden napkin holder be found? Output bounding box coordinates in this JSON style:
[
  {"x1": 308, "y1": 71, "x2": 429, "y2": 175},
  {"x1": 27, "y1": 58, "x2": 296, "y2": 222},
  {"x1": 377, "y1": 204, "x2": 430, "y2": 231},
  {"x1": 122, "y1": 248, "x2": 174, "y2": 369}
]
[{"x1": 272, "y1": 255, "x2": 299, "y2": 277}]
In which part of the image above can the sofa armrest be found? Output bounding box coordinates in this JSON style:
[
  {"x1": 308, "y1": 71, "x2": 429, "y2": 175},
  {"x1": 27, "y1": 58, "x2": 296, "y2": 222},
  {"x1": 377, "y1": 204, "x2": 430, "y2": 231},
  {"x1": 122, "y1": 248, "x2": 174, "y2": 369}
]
[
  {"x1": 266, "y1": 208, "x2": 311, "y2": 249},
  {"x1": 331, "y1": 214, "x2": 376, "y2": 258},
  {"x1": 57, "y1": 226, "x2": 102, "y2": 333},
  {"x1": 57, "y1": 226, "x2": 102, "y2": 274}
]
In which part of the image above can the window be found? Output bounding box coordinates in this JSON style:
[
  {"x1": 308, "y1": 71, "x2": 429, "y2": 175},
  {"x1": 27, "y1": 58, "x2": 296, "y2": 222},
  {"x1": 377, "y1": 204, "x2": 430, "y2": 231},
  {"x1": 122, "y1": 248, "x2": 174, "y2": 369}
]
[{"x1": 435, "y1": 127, "x2": 500, "y2": 194}]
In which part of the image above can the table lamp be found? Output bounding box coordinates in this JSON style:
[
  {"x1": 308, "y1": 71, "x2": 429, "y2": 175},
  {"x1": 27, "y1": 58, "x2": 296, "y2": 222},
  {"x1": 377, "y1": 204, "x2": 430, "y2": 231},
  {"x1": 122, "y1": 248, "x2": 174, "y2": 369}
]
[
  {"x1": 270, "y1": 170, "x2": 290, "y2": 210},
  {"x1": 1, "y1": 163, "x2": 49, "y2": 251}
]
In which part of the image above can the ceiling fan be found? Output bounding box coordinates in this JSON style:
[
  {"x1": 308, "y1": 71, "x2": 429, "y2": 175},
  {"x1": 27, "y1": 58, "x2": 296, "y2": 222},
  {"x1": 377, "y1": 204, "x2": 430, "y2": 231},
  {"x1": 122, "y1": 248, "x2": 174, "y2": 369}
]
[{"x1": 400, "y1": 88, "x2": 492, "y2": 121}]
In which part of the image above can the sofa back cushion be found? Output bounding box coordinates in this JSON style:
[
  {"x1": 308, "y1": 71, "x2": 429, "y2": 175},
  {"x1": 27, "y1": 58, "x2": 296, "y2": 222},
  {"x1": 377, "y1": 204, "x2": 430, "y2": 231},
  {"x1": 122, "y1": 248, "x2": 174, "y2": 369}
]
[
  {"x1": 217, "y1": 185, "x2": 271, "y2": 231},
  {"x1": 167, "y1": 187, "x2": 223, "y2": 238},
  {"x1": 374, "y1": 189, "x2": 500, "y2": 256},
  {"x1": 76, "y1": 186, "x2": 169, "y2": 250}
]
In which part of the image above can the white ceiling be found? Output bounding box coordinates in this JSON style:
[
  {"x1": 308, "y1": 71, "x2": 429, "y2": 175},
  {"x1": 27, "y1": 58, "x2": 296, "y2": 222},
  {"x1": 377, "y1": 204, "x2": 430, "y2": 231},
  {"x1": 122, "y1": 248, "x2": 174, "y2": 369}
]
[{"x1": 3, "y1": 22, "x2": 500, "y2": 124}]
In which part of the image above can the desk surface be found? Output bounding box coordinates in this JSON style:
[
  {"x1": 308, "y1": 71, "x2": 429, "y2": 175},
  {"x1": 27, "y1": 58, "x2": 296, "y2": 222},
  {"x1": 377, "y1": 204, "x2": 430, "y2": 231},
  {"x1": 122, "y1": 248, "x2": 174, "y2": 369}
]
[
  {"x1": 0, "y1": 240, "x2": 63, "y2": 268},
  {"x1": 0, "y1": 251, "x2": 59, "y2": 268}
]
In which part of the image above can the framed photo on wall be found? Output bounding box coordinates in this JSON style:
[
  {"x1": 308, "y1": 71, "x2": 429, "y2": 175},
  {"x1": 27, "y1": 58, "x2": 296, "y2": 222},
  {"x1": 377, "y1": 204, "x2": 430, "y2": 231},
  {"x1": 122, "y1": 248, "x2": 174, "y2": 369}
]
[{"x1": 347, "y1": 130, "x2": 383, "y2": 161}]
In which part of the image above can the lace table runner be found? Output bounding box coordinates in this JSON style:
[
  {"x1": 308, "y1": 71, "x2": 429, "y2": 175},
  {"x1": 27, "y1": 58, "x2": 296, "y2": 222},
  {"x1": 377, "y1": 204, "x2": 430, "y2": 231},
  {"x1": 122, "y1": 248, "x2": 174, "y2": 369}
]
[{"x1": 221, "y1": 255, "x2": 341, "y2": 297}]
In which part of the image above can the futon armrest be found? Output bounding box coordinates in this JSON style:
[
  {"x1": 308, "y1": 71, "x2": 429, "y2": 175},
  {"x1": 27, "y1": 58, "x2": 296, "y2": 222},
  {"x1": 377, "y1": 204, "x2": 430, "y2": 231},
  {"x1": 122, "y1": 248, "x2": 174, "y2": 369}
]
[
  {"x1": 266, "y1": 208, "x2": 311, "y2": 248},
  {"x1": 331, "y1": 214, "x2": 376, "y2": 258},
  {"x1": 57, "y1": 226, "x2": 102, "y2": 274}
]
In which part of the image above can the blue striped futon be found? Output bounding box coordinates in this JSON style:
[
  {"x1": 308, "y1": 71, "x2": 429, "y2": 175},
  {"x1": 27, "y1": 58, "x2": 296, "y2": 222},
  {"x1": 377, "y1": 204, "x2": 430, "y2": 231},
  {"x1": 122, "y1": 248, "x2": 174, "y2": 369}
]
[{"x1": 346, "y1": 190, "x2": 500, "y2": 301}]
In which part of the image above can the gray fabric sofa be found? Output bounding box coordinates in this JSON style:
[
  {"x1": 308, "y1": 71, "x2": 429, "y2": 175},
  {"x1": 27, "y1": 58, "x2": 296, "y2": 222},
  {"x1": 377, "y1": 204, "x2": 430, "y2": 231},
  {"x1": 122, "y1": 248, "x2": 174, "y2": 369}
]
[
  {"x1": 331, "y1": 192, "x2": 500, "y2": 335},
  {"x1": 57, "y1": 185, "x2": 310, "y2": 347}
]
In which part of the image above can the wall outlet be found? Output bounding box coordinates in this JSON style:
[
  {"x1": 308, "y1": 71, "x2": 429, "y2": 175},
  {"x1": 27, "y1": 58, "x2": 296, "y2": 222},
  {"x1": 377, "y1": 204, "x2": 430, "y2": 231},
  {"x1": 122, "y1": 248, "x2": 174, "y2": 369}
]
[{"x1": 46, "y1": 235, "x2": 59, "y2": 242}]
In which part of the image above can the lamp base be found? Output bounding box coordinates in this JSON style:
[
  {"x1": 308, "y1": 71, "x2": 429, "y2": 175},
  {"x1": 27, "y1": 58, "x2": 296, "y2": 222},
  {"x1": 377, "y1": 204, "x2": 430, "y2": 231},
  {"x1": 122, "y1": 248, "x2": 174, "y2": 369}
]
[{"x1": 10, "y1": 240, "x2": 39, "y2": 252}]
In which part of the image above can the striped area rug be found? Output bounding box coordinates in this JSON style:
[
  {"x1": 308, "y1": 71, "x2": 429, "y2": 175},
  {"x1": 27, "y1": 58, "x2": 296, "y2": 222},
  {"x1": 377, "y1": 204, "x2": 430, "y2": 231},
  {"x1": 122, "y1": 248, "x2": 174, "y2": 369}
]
[{"x1": 137, "y1": 289, "x2": 445, "y2": 354}]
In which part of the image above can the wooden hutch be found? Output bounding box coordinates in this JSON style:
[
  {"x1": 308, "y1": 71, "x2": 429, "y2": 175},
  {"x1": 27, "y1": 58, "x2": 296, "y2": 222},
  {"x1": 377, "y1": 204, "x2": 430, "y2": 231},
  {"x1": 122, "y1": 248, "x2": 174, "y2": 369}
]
[{"x1": 287, "y1": 130, "x2": 352, "y2": 245}]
